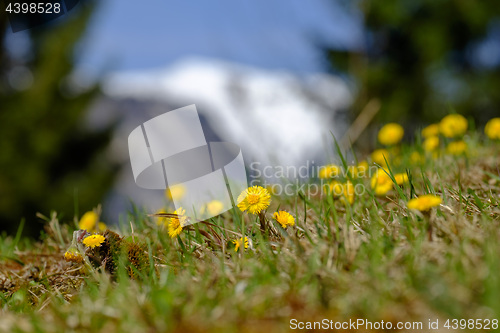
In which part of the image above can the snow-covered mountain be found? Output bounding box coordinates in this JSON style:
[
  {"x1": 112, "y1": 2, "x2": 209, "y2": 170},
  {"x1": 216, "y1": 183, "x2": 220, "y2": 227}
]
[
  {"x1": 103, "y1": 57, "x2": 352, "y2": 169},
  {"x1": 91, "y1": 57, "x2": 352, "y2": 220}
]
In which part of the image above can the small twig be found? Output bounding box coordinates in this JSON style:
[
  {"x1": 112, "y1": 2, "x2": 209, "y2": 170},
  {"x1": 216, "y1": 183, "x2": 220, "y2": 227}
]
[
  {"x1": 200, "y1": 221, "x2": 244, "y2": 237},
  {"x1": 425, "y1": 211, "x2": 433, "y2": 242},
  {"x1": 130, "y1": 221, "x2": 135, "y2": 243},
  {"x1": 204, "y1": 224, "x2": 223, "y2": 245},
  {"x1": 340, "y1": 98, "x2": 380, "y2": 150}
]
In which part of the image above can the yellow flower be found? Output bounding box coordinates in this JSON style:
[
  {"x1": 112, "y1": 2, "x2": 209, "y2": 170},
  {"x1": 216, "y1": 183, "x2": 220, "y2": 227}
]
[
  {"x1": 165, "y1": 184, "x2": 186, "y2": 201},
  {"x1": 341, "y1": 181, "x2": 355, "y2": 204},
  {"x1": 318, "y1": 164, "x2": 341, "y2": 179},
  {"x1": 394, "y1": 173, "x2": 409, "y2": 185},
  {"x1": 356, "y1": 161, "x2": 369, "y2": 177},
  {"x1": 346, "y1": 165, "x2": 367, "y2": 178},
  {"x1": 370, "y1": 169, "x2": 393, "y2": 196},
  {"x1": 82, "y1": 234, "x2": 105, "y2": 248},
  {"x1": 423, "y1": 136, "x2": 439, "y2": 152},
  {"x1": 371, "y1": 149, "x2": 390, "y2": 167},
  {"x1": 378, "y1": 123, "x2": 404, "y2": 146},
  {"x1": 446, "y1": 140, "x2": 467, "y2": 155},
  {"x1": 237, "y1": 186, "x2": 271, "y2": 214},
  {"x1": 98, "y1": 222, "x2": 107, "y2": 232},
  {"x1": 325, "y1": 180, "x2": 355, "y2": 204},
  {"x1": 410, "y1": 151, "x2": 424, "y2": 164},
  {"x1": 273, "y1": 211, "x2": 295, "y2": 229},
  {"x1": 79, "y1": 211, "x2": 98, "y2": 231},
  {"x1": 440, "y1": 114, "x2": 468, "y2": 138},
  {"x1": 346, "y1": 165, "x2": 357, "y2": 178},
  {"x1": 421, "y1": 124, "x2": 440, "y2": 138},
  {"x1": 168, "y1": 218, "x2": 182, "y2": 238},
  {"x1": 64, "y1": 248, "x2": 83, "y2": 263},
  {"x1": 485, "y1": 118, "x2": 500, "y2": 140},
  {"x1": 201, "y1": 200, "x2": 224, "y2": 216},
  {"x1": 233, "y1": 237, "x2": 249, "y2": 252},
  {"x1": 168, "y1": 207, "x2": 188, "y2": 238},
  {"x1": 407, "y1": 194, "x2": 442, "y2": 212},
  {"x1": 266, "y1": 184, "x2": 281, "y2": 195},
  {"x1": 324, "y1": 180, "x2": 343, "y2": 196}
]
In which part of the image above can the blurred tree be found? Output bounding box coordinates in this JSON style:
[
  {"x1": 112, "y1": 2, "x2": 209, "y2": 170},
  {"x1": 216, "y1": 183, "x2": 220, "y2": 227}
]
[
  {"x1": 0, "y1": 2, "x2": 117, "y2": 237},
  {"x1": 326, "y1": 0, "x2": 500, "y2": 143}
]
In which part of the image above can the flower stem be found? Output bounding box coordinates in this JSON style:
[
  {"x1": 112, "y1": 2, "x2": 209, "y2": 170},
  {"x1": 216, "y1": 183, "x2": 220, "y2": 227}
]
[
  {"x1": 258, "y1": 211, "x2": 267, "y2": 233},
  {"x1": 424, "y1": 211, "x2": 433, "y2": 241}
]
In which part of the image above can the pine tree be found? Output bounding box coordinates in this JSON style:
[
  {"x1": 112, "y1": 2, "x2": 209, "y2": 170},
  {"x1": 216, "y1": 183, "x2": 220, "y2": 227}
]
[
  {"x1": 0, "y1": 2, "x2": 117, "y2": 237},
  {"x1": 325, "y1": 1, "x2": 500, "y2": 135}
]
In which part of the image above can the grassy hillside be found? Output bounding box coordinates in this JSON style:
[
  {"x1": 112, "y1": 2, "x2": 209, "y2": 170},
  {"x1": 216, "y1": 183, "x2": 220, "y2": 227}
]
[{"x1": 1, "y1": 116, "x2": 499, "y2": 332}]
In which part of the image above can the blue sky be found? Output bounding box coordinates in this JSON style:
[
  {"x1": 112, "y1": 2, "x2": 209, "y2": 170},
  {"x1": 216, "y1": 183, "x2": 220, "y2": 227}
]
[{"x1": 79, "y1": 0, "x2": 363, "y2": 74}]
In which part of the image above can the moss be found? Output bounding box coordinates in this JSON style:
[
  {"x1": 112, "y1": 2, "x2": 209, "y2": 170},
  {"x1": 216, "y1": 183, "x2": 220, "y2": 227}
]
[
  {"x1": 84, "y1": 230, "x2": 151, "y2": 279},
  {"x1": 124, "y1": 241, "x2": 150, "y2": 279}
]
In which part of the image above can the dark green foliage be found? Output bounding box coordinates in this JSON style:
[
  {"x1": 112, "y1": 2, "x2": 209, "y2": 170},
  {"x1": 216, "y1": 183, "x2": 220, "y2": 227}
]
[
  {"x1": 327, "y1": 1, "x2": 500, "y2": 137},
  {"x1": 0, "y1": 2, "x2": 117, "y2": 236}
]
